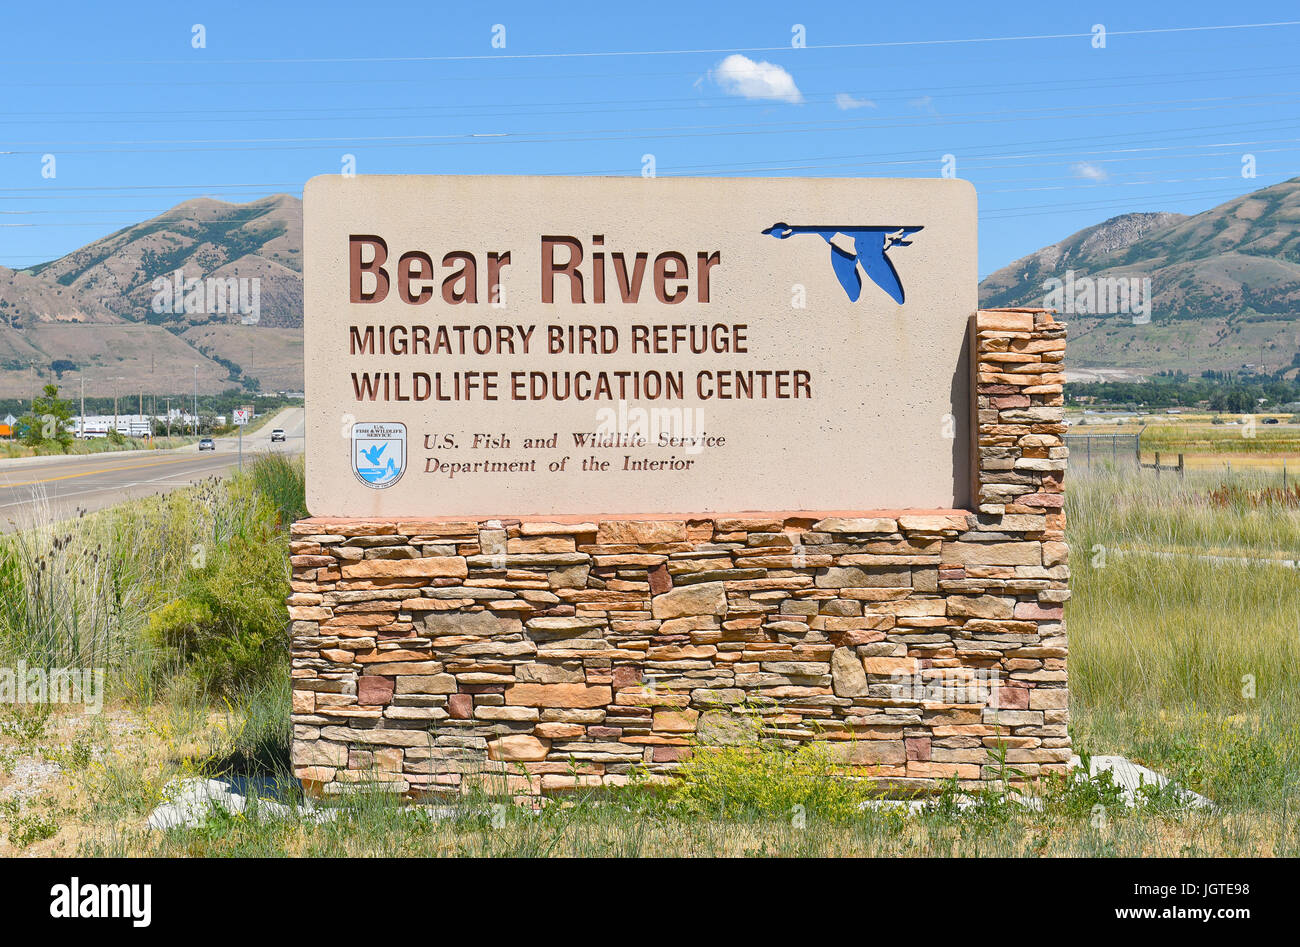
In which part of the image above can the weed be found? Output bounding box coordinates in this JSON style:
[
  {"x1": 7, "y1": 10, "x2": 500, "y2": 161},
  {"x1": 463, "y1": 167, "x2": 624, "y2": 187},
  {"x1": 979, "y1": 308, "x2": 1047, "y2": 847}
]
[{"x1": 1, "y1": 798, "x2": 59, "y2": 849}]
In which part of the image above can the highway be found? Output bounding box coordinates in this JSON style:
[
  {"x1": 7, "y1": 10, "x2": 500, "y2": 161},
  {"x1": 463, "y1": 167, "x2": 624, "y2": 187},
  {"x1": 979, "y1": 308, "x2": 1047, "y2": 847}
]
[{"x1": 0, "y1": 406, "x2": 305, "y2": 533}]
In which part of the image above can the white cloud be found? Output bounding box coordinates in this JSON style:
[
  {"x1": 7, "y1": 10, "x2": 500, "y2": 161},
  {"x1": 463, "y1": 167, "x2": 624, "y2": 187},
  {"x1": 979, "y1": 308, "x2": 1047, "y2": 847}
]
[
  {"x1": 835, "y1": 93, "x2": 876, "y2": 110},
  {"x1": 1072, "y1": 161, "x2": 1110, "y2": 182},
  {"x1": 709, "y1": 54, "x2": 802, "y2": 103},
  {"x1": 908, "y1": 95, "x2": 935, "y2": 112}
]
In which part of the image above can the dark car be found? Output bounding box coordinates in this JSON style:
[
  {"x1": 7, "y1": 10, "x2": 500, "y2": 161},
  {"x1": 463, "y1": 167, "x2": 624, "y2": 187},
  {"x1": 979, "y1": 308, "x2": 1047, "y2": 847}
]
[
  {"x1": 1263, "y1": 417, "x2": 1281, "y2": 424},
  {"x1": 198, "y1": 437, "x2": 216, "y2": 451},
  {"x1": 271, "y1": 428, "x2": 286, "y2": 442}
]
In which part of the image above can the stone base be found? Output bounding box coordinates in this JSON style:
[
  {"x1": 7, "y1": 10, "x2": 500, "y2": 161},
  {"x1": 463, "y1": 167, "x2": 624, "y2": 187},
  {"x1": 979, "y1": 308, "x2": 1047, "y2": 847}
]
[{"x1": 289, "y1": 310, "x2": 1070, "y2": 797}]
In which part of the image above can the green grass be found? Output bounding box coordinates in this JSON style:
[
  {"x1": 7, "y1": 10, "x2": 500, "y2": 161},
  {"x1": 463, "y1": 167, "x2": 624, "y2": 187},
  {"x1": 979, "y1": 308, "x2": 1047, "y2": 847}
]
[
  {"x1": 1069, "y1": 550, "x2": 1300, "y2": 707},
  {"x1": 1068, "y1": 465, "x2": 1300, "y2": 555},
  {"x1": 1066, "y1": 465, "x2": 1300, "y2": 829},
  {"x1": 0, "y1": 435, "x2": 198, "y2": 458},
  {"x1": 75, "y1": 743, "x2": 1298, "y2": 857},
  {"x1": 10, "y1": 452, "x2": 1300, "y2": 857}
]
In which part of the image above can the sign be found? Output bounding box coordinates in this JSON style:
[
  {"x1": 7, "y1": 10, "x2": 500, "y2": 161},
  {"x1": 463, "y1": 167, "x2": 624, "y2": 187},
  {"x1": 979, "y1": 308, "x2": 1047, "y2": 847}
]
[
  {"x1": 233, "y1": 407, "x2": 252, "y2": 426},
  {"x1": 304, "y1": 175, "x2": 977, "y2": 516}
]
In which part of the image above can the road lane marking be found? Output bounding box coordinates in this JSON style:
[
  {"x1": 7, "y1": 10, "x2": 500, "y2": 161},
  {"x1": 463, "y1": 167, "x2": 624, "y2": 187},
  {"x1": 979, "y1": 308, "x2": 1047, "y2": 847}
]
[
  {"x1": 0, "y1": 445, "x2": 300, "y2": 509},
  {"x1": 0, "y1": 454, "x2": 225, "y2": 488},
  {"x1": 0, "y1": 456, "x2": 242, "y2": 511}
]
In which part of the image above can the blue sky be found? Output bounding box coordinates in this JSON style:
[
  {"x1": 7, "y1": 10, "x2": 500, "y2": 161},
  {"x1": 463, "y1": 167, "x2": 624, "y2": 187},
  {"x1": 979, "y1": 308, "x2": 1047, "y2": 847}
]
[{"x1": 2, "y1": 1, "x2": 1298, "y2": 277}]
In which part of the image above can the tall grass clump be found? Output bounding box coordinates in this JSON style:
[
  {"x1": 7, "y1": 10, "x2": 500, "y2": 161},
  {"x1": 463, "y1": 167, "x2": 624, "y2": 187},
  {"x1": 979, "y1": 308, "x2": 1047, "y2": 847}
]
[
  {"x1": 1069, "y1": 465, "x2": 1300, "y2": 556},
  {"x1": 0, "y1": 498, "x2": 155, "y2": 679},
  {"x1": 1068, "y1": 466, "x2": 1300, "y2": 712},
  {"x1": 248, "y1": 452, "x2": 308, "y2": 524},
  {"x1": 1069, "y1": 550, "x2": 1300, "y2": 709},
  {"x1": 0, "y1": 453, "x2": 304, "y2": 702},
  {"x1": 144, "y1": 455, "x2": 302, "y2": 697},
  {"x1": 1067, "y1": 464, "x2": 1300, "y2": 813}
]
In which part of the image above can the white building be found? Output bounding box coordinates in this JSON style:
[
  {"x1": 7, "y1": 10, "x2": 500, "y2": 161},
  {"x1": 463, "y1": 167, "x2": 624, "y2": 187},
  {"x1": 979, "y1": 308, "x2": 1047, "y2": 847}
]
[{"x1": 74, "y1": 415, "x2": 153, "y2": 438}]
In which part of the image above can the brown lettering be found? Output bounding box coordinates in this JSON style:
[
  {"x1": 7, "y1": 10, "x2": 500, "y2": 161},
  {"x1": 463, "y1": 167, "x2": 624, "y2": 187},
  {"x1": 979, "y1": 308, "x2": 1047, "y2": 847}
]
[
  {"x1": 612, "y1": 252, "x2": 648, "y2": 303},
  {"x1": 397, "y1": 251, "x2": 434, "y2": 305},
  {"x1": 654, "y1": 251, "x2": 688, "y2": 304},
  {"x1": 441, "y1": 251, "x2": 478, "y2": 305},
  {"x1": 542, "y1": 236, "x2": 583, "y2": 303},
  {"x1": 697, "y1": 250, "x2": 720, "y2": 303},
  {"x1": 349, "y1": 235, "x2": 389, "y2": 303},
  {"x1": 487, "y1": 251, "x2": 511, "y2": 304}
]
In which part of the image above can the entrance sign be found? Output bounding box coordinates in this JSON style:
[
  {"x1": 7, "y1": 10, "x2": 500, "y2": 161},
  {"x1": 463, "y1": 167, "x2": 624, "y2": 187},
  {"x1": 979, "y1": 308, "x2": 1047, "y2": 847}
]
[{"x1": 304, "y1": 175, "x2": 977, "y2": 516}]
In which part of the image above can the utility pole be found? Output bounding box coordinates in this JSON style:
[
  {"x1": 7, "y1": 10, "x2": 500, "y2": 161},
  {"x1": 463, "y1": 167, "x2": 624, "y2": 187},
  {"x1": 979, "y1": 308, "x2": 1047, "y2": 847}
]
[
  {"x1": 110, "y1": 375, "x2": 125, "y2": 437},
  {"x1": 79, "y1": 375, "x2": 85, "y2": 439},
  {"x1": 193, "y1": 364, "x2": 198, "y2": 436}
]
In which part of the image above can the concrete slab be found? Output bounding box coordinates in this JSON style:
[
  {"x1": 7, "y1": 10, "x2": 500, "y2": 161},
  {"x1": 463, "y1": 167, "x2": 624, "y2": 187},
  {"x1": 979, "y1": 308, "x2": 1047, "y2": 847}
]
[
  {"x1": 146, "y1": 776, "x2": 335, "y2": 830},
  {"x1": 1072, "y1": 754, "x2": 1214, "y2": 809}
]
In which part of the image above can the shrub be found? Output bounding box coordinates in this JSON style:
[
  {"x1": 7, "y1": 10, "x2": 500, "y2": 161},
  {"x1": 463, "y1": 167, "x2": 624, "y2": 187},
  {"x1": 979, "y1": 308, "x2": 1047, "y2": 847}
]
[
  {"x1": 656, "y1": 740, "x2": 881, "y2": 822},
  {"x1": 145, "y1": 531, "x2": 289, "y2": 697}
]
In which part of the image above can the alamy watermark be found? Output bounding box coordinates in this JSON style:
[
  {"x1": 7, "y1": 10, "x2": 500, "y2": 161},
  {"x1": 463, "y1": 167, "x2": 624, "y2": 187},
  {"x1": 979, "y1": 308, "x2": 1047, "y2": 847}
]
[
  {"x1": 592, "y1": 399, "x2": 712, "y2": 455},
  {"x1": 1042, "y1": 269, "x2": 1150, "y2": 324},
  {"x1": 150, "y1": 269, "x2": 261, "y2": 324},
  {"x1": 1, "y1": 660, "x2": 104, "y2": 714},
  {"x1": 50, "y1": 877, "x2": 151, "y2": 927},
  {"x1": 890, "y1": 668, "x2": 1003, "y2": 706}
]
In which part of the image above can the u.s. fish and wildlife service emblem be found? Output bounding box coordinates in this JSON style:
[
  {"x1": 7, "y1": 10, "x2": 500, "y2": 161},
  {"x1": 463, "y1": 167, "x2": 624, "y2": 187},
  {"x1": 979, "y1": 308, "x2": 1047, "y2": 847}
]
[{"x1": 351, "y1": 422, "x2": 406, "y2": 488}]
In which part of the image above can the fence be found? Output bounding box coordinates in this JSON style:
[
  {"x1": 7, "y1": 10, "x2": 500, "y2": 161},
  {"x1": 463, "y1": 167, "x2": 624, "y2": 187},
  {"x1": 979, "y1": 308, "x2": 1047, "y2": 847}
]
[
  {"x1": 1141, "y1": 451, "x2": 1185, "y2": 478},
  {"x1": 1065, "y1": 432, "x2": 1187, "y2": 477},
  {"x1": 1064, "y1": 432, "x2": 1141, "y2": 470}
]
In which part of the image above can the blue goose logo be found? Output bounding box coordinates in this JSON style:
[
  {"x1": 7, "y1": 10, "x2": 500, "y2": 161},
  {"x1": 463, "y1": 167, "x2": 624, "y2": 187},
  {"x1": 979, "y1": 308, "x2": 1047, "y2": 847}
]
[
  {"x1": 352, "y1": 422, "x2": 406, "y2": 488},
  {"x1": 761, "y1": 224, "x2": 924, "y2": 304}
]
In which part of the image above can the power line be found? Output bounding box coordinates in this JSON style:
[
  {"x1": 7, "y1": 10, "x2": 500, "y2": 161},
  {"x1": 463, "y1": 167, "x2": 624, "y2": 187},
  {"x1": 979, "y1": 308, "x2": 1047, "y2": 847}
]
[
  {"x1": 1, "y1": 113, "x2": 1294, "y2": 189},
  {"x1": 2, "y1": 171, "x2": 1291, "y2": 232},
  {"x1": 980, "y1": 184, "x2": 1261, "y2": 217},
  {"x1": 3, "y1": 63, "x2": 1300, "y2": 125},
  {"x1": 9, "y1": 35, "x2": 1300, "y2": 94},
  {"x1": 3, "y1": 98, "x2": 1299, "y2": 156},
  {"x1": 2, "y1": 154, "x2": 1291, "y2": 215},
  {"x1": 6, "y1": 20, "x2": 1299, "y2": 66},
  {"x1": 1, "y1": 128, "x2": 1295, "y2": 208}
]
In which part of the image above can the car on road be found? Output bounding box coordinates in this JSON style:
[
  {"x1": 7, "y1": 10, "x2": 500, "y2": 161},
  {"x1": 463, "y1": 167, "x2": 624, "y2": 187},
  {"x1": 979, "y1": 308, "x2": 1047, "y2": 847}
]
[
  {"x1": 198, "y1": 437, "x2": 215, "y2": 451},
  {"x1": 271, "y1": 429, "x2": 286, "y2": 442},
  {"x1": 1263, "y1": 417, "x2": 1281, "y2": 424}
]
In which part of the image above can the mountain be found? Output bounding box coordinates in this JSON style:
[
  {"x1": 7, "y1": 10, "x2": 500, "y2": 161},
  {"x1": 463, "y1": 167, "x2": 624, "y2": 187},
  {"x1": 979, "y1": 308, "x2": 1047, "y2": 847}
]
[
  {"x1": 0, "y1": 195, "x2": 303, "y2": 398},
  {"x1": 20, "y1": 194, "x2": 302, "y2": 327},
  {"x1": 5, "y1": 179, "x2": 1300, "y2": 398},
  {"x1": 979, "y1": 178, "x2": 1300, "y2": 379}
]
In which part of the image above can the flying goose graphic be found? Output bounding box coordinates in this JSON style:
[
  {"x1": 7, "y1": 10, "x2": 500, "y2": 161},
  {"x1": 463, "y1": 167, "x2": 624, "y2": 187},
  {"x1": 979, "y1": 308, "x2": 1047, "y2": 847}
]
[{"x1": 761, "y1": 224, "x2": 924, "y2": 304}]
